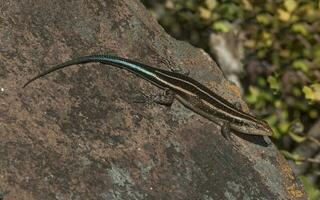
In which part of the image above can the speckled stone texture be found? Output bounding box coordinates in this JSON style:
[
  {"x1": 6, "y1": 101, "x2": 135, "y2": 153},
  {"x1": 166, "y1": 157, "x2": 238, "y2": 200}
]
[{"x1": 0, "y1": 0, "x2": 307, "y2": 199}]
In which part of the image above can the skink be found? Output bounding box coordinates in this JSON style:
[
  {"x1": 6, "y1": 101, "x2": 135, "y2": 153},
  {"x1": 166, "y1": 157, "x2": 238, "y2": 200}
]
[{"x1": 23, "y1": 55, "x2": 273, "y2": 136}]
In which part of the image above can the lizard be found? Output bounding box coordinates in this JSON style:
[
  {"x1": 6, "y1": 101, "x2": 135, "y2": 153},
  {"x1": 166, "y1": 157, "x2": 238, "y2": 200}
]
[{"x1": 23, "y1": 55, "x2": 273, "y2": 137}]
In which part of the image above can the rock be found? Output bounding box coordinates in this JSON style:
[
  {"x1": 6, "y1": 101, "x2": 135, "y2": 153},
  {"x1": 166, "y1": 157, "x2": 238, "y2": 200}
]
[{"x1": 0, "y1": 0, "x2": 307, "y2": 199}]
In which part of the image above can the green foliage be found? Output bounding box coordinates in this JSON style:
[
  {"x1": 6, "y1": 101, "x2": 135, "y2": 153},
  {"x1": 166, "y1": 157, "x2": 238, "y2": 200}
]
[
  {"x1": 303, "y1": 84, "x2": 320, "y2": 101},
  {"x1": 300, "y1": 176, "x2": 320, "y2": 200}
]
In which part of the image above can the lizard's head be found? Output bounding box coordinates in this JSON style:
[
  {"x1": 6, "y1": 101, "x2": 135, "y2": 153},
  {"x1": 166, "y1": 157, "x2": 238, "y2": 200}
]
[{"x1": 255, "y1": 120, "x2": 273, "y2": 136}]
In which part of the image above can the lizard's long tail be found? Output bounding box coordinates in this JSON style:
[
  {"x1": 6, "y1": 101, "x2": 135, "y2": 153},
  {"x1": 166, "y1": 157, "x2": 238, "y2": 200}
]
[{"x1": 23, "y1": 55, "x2": 163, "y2": 88}]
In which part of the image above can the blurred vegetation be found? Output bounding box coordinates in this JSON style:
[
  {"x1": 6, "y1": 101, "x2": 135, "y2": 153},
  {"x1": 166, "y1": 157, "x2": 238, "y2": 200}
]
[{"x1": 142, "y1": 0, "x2": 320, "y2": 198}]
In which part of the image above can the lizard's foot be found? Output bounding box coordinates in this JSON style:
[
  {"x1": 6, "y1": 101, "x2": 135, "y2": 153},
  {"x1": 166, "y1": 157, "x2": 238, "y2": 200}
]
[
  {"x1": 233, "y1": 102, "x2": 242, "y2": 110},
  {"x1": 170, "y1": 67, "x2": 190, "y2": 76},
  {"x1": 132, "y1": 92, "x2": 151, "y2": 104},
  {"x1": 263, "y1": 135, "x2": 272, "y2": 146},
  {"x1": 153, "y1": 89, "x2": 175, "y2": 106},
  {"x1": 221, "y1": 122, "x2": 232, "y2": 140},
  {"x1": 161, "y1": 59, "x2": 190, "y2": 76},
  {"x1": 132, "y1": 89, "x2": 175, "y2": 106}
]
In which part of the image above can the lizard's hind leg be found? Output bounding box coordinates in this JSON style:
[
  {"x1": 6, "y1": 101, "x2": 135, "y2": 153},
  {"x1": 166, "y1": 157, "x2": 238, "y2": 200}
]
[
  {"x1": 132, "y1": 88, "x2": 175, "y2": 106},
  {"x1": 221, "y1": 122, "x2": 232, "y2": 140}
]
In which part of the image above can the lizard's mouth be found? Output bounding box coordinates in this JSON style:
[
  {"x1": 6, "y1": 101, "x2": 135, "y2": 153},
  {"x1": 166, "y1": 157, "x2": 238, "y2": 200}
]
[{"x1": 230, "y1": 123, "x2": 273, "y2": 136}]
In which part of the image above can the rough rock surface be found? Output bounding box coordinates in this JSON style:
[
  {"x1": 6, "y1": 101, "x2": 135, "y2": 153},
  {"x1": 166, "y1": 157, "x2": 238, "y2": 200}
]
[{"x1": 0, "y1": 0, "x2": 307, "y2": 199}]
